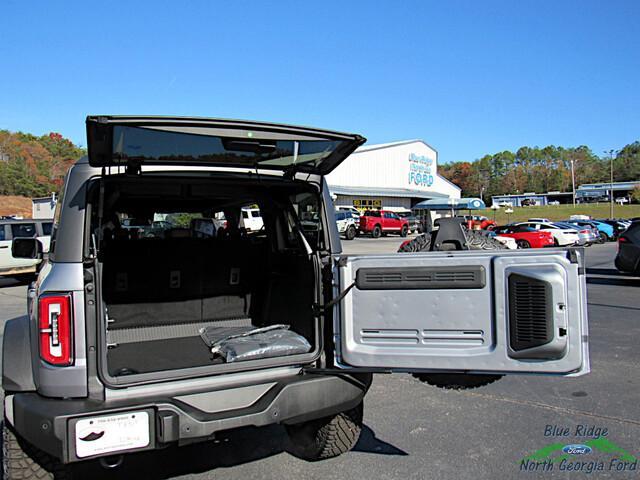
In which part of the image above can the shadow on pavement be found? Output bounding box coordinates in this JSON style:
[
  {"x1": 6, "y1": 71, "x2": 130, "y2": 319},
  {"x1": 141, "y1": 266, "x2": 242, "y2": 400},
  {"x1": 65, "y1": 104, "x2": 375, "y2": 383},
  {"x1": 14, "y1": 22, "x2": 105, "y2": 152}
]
[
  {"x1": 0, "y1": 277, "x2": 30, "y2": 289},
  {"x1": 353, "y1": 425, "x2": 408, "y2": 456},
  {"x1": 587, "y1": 302, "x2": 640, "y2": 311},
  {"x1": 72, "y1": 423, "x2": 407, "y2": 479},
  {"x1": 586, "y1": 276, "x2": 640, "y2": 286},
  {"x1": 585, "y1": 267, "x2": 625, "y2": 276}
]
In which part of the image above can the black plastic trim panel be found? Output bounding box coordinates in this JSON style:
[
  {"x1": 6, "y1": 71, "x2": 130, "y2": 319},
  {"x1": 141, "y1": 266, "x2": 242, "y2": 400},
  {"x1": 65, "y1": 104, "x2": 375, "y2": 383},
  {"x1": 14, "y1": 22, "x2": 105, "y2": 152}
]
[{"x1": 355, "y1": 266, "x2": 486, "y2": 290}]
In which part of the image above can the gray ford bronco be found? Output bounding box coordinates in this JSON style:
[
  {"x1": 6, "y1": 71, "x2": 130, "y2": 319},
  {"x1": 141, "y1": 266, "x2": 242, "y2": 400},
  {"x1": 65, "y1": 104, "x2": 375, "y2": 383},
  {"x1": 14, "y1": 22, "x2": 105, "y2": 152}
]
[{"x1": 2, "y1": 116, "x2": 589, "y2": 478}]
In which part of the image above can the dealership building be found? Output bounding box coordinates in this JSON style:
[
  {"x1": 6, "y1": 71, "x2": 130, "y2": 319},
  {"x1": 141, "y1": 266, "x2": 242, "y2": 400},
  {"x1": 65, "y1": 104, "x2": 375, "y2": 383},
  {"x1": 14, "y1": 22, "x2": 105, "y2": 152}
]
[{"x1": 326, "y1": 139, "x2": 461, "y2": 211}]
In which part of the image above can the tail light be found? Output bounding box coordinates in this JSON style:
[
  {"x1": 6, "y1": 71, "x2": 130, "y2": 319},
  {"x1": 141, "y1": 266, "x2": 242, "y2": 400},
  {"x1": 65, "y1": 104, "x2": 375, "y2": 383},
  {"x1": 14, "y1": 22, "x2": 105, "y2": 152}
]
[
  {"x1": 38, "y1": 294, "x2": 73, "y2": 366},
  {"x1": 580, "y1": 229, "x2": 589, "y2": 234},
  {"x1": 618, "y1": 237, "x2": 628, "y2": 244}
]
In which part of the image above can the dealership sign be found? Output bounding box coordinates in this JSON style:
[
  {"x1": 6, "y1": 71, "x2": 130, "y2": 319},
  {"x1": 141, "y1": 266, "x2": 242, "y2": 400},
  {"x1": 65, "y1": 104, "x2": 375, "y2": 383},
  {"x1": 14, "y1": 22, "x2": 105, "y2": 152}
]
[{"x1": 408, "y1": 153, "x2": 434, "y2": 187}]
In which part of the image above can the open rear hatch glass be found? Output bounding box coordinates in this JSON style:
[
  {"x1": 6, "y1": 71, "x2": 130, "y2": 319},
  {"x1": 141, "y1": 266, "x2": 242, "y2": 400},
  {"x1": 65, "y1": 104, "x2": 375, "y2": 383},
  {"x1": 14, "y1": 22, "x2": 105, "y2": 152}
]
[{"x1": 86, "y1": 116, "x2": 365, "y2": 175}]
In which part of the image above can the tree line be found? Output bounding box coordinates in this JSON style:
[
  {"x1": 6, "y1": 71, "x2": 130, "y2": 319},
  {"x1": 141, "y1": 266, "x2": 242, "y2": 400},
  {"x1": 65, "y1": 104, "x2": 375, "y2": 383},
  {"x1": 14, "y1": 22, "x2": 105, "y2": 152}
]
[
  {"x1": 1, "y1": 127, "x2": 639, "y2": 202},
  {"x1": 438, "y1": 141, "x2": 640, "y2": 200},
  {"x1": 0, "y1": 130, "x2": 85, "y2": 197}
]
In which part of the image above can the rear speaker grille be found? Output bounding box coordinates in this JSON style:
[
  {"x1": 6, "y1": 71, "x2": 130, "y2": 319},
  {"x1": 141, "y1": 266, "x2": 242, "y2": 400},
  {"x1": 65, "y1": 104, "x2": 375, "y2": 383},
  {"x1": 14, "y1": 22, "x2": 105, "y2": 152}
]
[{"x1": 508, "y1": 274, "x2": 553, "y2": 351}]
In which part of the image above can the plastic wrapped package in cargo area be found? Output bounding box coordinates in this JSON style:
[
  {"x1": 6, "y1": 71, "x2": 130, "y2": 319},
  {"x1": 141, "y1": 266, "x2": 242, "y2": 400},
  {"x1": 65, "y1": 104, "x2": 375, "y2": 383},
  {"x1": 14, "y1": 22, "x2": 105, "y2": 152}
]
[{"x1": 200, "y1": 325, "x2": 311, "y2": 363}]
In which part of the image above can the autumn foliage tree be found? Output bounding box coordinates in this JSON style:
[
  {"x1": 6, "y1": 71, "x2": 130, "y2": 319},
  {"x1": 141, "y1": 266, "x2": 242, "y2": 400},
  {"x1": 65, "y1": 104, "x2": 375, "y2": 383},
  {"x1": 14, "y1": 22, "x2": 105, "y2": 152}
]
[
  {"x1": 0, "y1": 130, "x2": 85, "y2": 197},
  {"x1": 438, "y1": 143, "x2": 640, "y2": 199}
]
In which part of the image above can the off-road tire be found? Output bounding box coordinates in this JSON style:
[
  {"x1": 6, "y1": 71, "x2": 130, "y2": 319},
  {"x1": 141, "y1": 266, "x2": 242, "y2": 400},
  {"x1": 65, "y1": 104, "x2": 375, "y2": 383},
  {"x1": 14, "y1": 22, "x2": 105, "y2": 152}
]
[
  {"x1": 371, "y1": 225, "x2": 382, "y2": 238},
  {"x1": 285, "y1": 404, "x2": 363, "y2": 461},
  {"x1": 400, "y1": 225, "x2": 408, "y2": 237},
  {"x1": 412, "y1": 373, "x2": 503, "y2": 390},
  {"x1": 3, "y1": 421, "x2": 71, "y2": 479},
  {"x1": 516, "y1": 239, "x2": 530, "y2": 249},
  {"x1": 398, "y1": 229, "x2": 504, "y2": 389},
  {"x1": 398, "y1": 229, "x2": 506, "y2": 253},
  {"x1": 345, "y1": 225, "x2": 356, "y2": 241}
]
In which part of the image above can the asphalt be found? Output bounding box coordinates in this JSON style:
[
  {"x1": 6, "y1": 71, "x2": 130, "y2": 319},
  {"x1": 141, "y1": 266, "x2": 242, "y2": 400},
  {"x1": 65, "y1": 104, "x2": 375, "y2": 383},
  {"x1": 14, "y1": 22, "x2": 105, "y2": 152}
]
[{"x1": 0, "y1": 239, "x2": 638, "y2": 479}]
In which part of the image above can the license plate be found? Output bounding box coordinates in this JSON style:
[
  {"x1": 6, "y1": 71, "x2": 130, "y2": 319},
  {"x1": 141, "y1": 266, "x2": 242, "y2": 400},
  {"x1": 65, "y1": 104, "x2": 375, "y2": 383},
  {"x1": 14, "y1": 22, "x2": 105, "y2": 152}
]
[{"x1": 75, "y1": 411, "x2": 150, "y2": 458}]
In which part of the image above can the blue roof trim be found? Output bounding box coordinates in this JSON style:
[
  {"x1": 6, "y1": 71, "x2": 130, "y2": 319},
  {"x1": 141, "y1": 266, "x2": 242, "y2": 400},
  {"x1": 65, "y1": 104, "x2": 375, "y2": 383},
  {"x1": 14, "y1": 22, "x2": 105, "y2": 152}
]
[
  {"x1": 413, "y1": 197, "x2": 486, "y2": 210},
  {"x1": 328, "y1": 185, "x2": 448, "y2": 199}
]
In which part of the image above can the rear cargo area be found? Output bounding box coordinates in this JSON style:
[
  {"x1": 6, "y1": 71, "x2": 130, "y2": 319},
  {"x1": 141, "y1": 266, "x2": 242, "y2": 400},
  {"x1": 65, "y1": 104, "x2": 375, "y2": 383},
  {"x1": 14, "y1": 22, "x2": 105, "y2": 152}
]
[{"x1": 92, "y1": 175, "x2": 320, "y2": 380}]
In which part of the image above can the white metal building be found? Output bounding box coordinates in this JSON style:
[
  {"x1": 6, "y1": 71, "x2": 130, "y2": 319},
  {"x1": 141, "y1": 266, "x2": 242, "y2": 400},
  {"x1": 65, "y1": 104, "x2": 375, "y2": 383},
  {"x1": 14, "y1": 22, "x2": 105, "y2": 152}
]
[
  {"x1": 326, "y1": 139, "x2": 461, "y2": 212},
  {"x1": 31, "y1": 194, "x2": 57, "y2": 219}
]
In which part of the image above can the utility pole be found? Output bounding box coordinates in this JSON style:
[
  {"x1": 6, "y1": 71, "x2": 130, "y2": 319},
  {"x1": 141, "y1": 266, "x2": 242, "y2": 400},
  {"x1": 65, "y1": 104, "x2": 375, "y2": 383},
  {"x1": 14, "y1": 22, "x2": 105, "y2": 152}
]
[
  {"x1": 604, "y1": 150, "x2": 616, "y2": 219},
  {"x1": 570, "y1": 159, "x2": 576, "y2": 208}
]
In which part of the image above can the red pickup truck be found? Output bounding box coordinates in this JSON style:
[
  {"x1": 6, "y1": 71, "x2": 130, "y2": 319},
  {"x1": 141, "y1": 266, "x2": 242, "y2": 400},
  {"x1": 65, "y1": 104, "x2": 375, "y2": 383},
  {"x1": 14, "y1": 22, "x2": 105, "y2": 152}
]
[{"x1": 360, "y1": 210, "x2": 409, "y2": 238}]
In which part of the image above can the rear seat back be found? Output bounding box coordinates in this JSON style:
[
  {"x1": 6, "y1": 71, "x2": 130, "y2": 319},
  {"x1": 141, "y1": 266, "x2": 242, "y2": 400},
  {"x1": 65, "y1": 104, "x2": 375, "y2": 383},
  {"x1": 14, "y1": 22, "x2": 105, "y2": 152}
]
[{"x1": 102, "y1": 237, "x2": 257, "y2": 329}]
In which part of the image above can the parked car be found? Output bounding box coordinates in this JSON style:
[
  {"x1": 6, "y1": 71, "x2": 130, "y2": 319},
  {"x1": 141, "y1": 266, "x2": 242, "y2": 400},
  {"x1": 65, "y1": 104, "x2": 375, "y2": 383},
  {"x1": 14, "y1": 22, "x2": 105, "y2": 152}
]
[
  {"x1": 359, "y1": 210, "x2": 409, "y2": 237},
  {"x1": 564, "y1": 220, "x2": 611, "y2": 244},
  {"x1": 0, "y1": 218, "x2": 52, "y2": 280},
  {"x1": 487, "y1": 232, "x2": 517, "y2": 249},
  {"x1": 554, "y1": 222, "x2": 594, "y2": 246},
  {"x1": 492, "y1": 225, "x2": 555, "y2": 248},
  {"x1": 459, "y1": 215, "x2": 496, "y2": 230},
  {"x1": 615, "y1": 222, "x2": 640, "y2": 273},
  {"x1": 335, "y1": 210, "x2": 358, "y2": 240},
  {"x1": 515, "y1": 221, "x2": 580, "y2": 246},
  {"x1": 397, "y1": 211, "x2": 422, "y2": 233},
  {"x1": 336, "y1": 206, "x2": 361, "y2": 227},
  {"x1": 1, "y1": 115, "x2": 589, "y2": 479},
  {"x1": 240, "y1": 207, "x2": 263, "y2": 231},
  {"x1": 597, "y1": 219, "x2": 629, "y2": 238}
]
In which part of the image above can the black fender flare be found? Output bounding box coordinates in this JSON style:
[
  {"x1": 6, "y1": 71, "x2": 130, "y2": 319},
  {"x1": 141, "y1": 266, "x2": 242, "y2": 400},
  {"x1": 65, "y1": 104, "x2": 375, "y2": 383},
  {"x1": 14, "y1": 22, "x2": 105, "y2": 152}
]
[{"x1": 2, "y1": 316, "x2": 36, "y2": 392}]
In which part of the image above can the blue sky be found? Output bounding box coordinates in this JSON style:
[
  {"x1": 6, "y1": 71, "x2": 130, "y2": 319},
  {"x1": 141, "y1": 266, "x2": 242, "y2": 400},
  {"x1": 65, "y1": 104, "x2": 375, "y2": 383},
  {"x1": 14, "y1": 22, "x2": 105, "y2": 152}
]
[{"x1": 0, "y1": 0, "x2": 638, "y2": 163}]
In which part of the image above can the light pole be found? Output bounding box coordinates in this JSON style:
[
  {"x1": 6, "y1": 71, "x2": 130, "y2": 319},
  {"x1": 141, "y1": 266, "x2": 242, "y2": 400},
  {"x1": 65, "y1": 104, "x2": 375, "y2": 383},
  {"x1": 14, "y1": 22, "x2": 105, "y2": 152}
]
[
  {"x1": 604, "y1": 150, "x2": 617, "y2": 219},
  {"x1": 570, "y1": 159, "x2": 576, "y2": 208}
]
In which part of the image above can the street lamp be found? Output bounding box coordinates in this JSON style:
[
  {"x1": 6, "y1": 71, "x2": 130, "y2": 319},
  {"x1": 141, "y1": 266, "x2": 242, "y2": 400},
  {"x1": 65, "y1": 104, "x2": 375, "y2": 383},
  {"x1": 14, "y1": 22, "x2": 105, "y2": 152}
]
[
  {"x1": 604, "y1": 150, "x2": 617, "y2": 219},
  {"x1": 570, "y1": 159, "x2": 576, "y2": 208}
]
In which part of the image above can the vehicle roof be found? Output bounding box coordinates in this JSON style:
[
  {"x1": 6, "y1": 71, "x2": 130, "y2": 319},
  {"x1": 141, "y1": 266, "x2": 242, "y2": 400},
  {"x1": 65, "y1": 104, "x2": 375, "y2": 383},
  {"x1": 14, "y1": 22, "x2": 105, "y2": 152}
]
[{"x1": 0, "y1": 218, "x2": 52, "y2": 224}]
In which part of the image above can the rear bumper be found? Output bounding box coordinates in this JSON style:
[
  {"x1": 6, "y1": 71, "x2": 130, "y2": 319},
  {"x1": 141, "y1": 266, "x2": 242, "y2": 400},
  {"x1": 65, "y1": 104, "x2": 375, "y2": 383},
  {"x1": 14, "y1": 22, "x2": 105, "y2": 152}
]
[{"x1": 6, "y1": 372, "x2": 370, "y2": 464}]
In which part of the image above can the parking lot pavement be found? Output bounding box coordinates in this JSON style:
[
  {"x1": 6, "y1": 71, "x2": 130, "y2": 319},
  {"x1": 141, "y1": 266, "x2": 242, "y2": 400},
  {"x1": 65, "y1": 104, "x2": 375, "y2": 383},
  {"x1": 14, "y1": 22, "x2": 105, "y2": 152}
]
[{"x1": 1, "y1": 242, "x2": 638, "y2": 479}]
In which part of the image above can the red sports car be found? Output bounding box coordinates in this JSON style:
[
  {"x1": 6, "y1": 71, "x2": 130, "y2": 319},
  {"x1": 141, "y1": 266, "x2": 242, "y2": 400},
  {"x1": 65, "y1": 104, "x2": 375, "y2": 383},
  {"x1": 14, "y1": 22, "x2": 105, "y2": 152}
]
[{"x1": 492, "y1": 225, "x2": 555, "y2": 248}]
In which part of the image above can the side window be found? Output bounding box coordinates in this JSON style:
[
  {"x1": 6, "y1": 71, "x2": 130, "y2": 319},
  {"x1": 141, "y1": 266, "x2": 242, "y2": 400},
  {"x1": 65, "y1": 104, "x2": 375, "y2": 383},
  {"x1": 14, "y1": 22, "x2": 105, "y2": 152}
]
[
  {"x1": 335, "y1": 212, "x2": 345, "y2": 221},
  {"x1": 242, "y1": 211, "x2": 249, "y2": 219},
  {"x1": 290, "y1": 191, "x2": 324, "y2": 251},
  {"x1": 42, "y1": 222, "x2": 53, "y2": 236},
  {"x1": 0, "y1": 226, "x2": 5, "y2": 241},
  {"x1": 251, "y1": 211, "x2": 261, "y2": 218},
  {"x1": 49, "y1": 171, "x2": 69, "y2": 258},
  {"x1": 11, "y1": 223, "x2": 37, "y2": 238}
]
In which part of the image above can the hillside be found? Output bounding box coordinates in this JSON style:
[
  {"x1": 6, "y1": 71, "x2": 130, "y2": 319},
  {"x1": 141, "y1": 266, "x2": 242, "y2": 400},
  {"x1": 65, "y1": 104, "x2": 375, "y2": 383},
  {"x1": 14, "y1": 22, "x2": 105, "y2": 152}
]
[
  {"x1": 0, "y1": 130, "x2": 85, "y2": 198},
  {"x1": 0, "y1": 195, "x2": 33, "y2": 218}
]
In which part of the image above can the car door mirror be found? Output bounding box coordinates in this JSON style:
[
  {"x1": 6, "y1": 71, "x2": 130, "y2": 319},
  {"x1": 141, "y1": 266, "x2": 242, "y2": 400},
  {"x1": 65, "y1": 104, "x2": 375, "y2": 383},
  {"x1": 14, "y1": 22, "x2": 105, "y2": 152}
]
[{"x1": 12, "y1": 238, "x2": 43, "y2": 259}]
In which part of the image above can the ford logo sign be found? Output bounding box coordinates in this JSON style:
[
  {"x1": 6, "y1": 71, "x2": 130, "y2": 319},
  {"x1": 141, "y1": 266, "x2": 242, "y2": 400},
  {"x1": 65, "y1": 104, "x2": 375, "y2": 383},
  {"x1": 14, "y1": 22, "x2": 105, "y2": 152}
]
[{"x1": 562, "y1": 444, "x2": 592, "y2": 455}]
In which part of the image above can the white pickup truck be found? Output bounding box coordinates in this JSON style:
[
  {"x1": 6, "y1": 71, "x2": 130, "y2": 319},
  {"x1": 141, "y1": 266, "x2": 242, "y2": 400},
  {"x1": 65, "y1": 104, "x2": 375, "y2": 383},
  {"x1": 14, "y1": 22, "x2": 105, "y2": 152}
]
[{"x1": 0, "y1": 218, "x2": 52, "y2": 279}]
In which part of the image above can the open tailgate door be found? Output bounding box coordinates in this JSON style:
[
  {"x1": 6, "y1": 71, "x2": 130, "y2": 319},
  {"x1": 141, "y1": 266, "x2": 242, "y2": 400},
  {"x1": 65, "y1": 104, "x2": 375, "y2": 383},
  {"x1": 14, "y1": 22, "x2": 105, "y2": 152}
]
[
  {"x1": 86, "y1": 116, "x2": 365, "y2": 175},
  {"x1": 334, "y1": 249, "x2": 589, "y2": 376}
]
